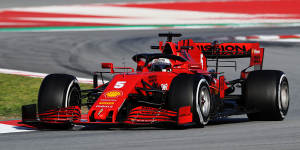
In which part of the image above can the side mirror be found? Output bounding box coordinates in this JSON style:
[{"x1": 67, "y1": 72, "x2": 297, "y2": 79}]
[
  {"x1": 101, "y1": 63, "x2": 113, "y2": 69},
  {"x1": 101, "y1": 63, "x2": 114, "y2": 73}
]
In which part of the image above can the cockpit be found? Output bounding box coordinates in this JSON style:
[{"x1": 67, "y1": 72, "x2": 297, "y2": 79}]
[
  {"x1": 132, "y1": 53, "x2": 187, "y2": 72},
  {"x1": 149, "y1": 58, "x2": 172, "y2": 72}
]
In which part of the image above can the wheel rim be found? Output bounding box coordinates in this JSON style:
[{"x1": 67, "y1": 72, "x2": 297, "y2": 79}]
[
  {"x1": 279, "y1": 80, "x2": 289, "y2": 115},
  {"x1": 68, "y1": 87, "x2": 80, "y2": 106},
  {"x1": 199, "y1": 86, "x2": 211, "y2": 118}
]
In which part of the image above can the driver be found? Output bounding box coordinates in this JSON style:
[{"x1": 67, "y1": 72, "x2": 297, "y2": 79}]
[{"x1": 149, "y1": 58, "x2": 172, "y2": 72}]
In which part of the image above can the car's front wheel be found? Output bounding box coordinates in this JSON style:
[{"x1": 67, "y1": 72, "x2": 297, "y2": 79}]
[
  {"x1": 167, "y1": 74, "x2": 212, "y2": 127},
  {"x1": 38, "y1": 74, "x2": 81, "y2": 128}
]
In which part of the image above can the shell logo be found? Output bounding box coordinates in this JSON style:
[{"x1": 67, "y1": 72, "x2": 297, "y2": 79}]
[{"x1": 105, "y1": 90, "x2": 122, "y2": 98}]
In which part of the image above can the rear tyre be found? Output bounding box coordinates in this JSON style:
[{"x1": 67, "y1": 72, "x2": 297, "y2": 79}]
[
  {"x1": 244, "y1": 70, "x2": 289, "y2": 121},
  {"x1": 167, "y1": 74, "x2": 212, "y2": 127},
  {"x1": 38, "y1": 74, "x2": 81, "y2": 128}
]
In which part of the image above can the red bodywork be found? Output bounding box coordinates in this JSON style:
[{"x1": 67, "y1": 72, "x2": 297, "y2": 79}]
[{"x1": 35, "y1": 37, "x2": 264, "y2": 126}]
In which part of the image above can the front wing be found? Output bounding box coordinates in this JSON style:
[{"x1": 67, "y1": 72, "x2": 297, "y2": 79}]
[{"x1": 20, "y1": 104, "x2": 194, "y2": 128}]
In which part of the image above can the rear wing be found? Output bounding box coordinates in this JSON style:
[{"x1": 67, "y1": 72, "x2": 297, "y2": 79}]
[
  {"x1": 196, "y1": 43, "x2": 263, "y2": 65},
  {"x1": 195, "y1": 43, "x2": 264, "y2": 78},
  {"x1": 154, "y1": 33, "x2": 264, "y2": 78},
  {"x1": 195, "y1": 43, "x2": 260, "y2": 59}
]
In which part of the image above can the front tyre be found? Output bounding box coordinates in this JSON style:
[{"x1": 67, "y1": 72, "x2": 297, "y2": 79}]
[
  {"x1": 167, "y1": 74, "x2": 212, "y2": 127},
  {"x1": 245, "y1": 70, "x2": 289, "y2": 121},
  {"x1": 38, "y1": 74, "x2": 81, "y2": 128},
  {"x1": 195, "y1": 80, "x2": 211, "y2": 126}
]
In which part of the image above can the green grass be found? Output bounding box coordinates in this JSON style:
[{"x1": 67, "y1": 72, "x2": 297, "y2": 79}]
[{"x1": 0, "y1": 73, "x2": 92, "y2": 120}]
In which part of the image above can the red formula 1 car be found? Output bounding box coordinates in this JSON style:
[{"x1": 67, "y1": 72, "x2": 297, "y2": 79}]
[{"x1": 21, "y1": 33, "x2": 290, "y2": 129}]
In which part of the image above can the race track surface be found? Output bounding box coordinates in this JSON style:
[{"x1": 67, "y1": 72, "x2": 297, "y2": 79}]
[
  {"x1": 0, "y1": 0, "x2": 300, "y2": 149},
  {"x1": 0, "y1": 27, "x2": 300, "y2": 150}
]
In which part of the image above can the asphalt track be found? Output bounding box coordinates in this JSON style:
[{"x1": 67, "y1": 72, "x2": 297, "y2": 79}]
[{"x1": 1, "y1": 1, "x2": 300, "y2": 150}]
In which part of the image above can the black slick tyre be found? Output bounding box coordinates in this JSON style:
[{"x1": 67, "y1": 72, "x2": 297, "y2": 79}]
[
  {"x1": 167, "y1": 74, "x2": 212, "y2": 127},
  {"x1": 244, "y1": 70, "x2": 289, "y2": 121},
  {"x1": 38, "y1": 74, "x2": 81, "y2": 128}
]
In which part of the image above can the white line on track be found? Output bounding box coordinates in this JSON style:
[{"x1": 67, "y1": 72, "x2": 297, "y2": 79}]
[
  {"x1": 235, "y1": 35, "x2": 300, "y2": 42},
  {"x1": 0, "y1": 124, "x2": 34, "y2": 134},
  {"x1": 0, "y1": 67, "x2": 108, "y2": 84}
]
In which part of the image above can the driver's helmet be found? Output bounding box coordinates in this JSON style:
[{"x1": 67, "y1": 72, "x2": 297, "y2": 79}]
[{"x1": 150, "y1": 58, "x2": 172, "y2": 72}]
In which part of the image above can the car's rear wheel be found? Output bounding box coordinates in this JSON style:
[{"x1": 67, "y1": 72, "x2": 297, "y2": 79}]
[
  {"x1": 38, "y1": 74, "x2": 81, "y2": 128},
  {"x1": 244, "y1": 70, "x2": 289, "y2": 121},
  {"x1": 167, "y1": 74, "x2": 212, "y2": 127}
]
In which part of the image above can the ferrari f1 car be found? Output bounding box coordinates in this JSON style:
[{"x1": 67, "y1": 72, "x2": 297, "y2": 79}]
[{"x1": 21, "y1": 33, "x2": 290, "y2": 129}]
